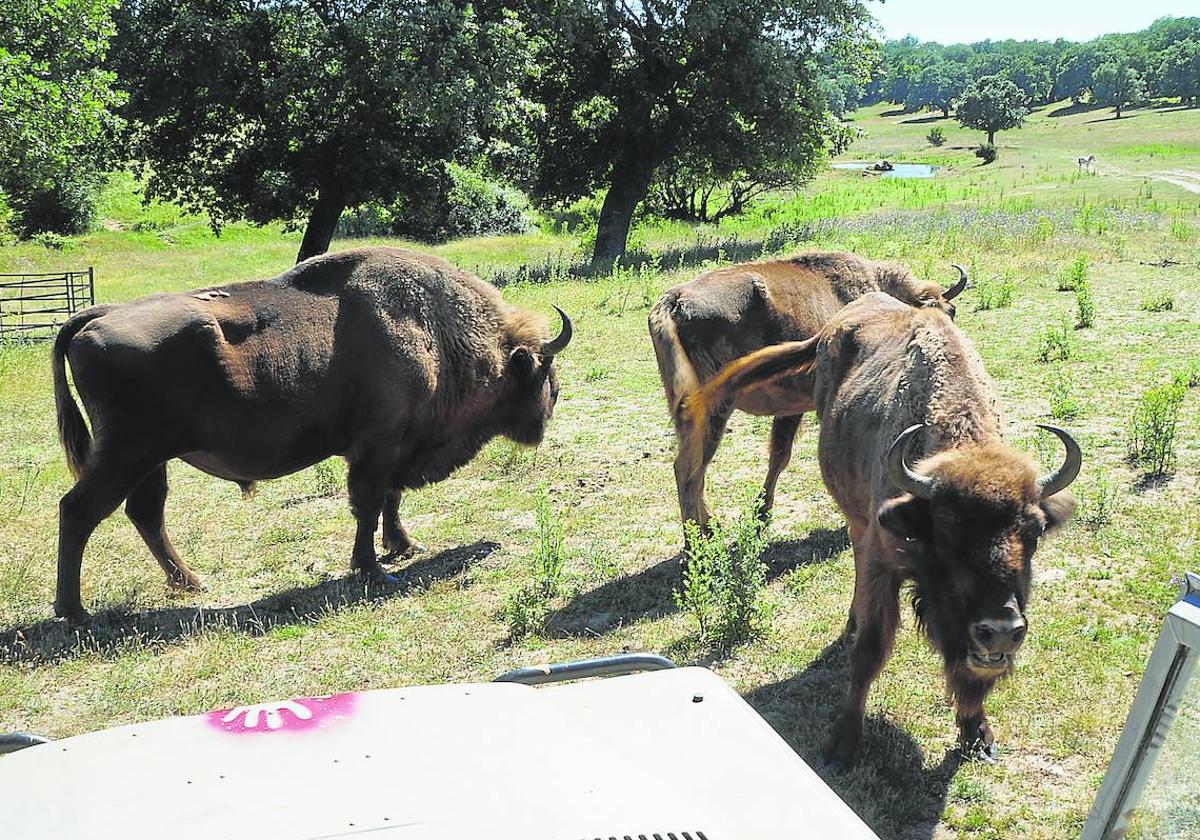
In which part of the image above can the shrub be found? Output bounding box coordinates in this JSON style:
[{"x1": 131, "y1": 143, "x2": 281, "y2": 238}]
[
  {"x1": 1057, "y1": 256, "x2": 1088, "y2": 291},
  {"x1": 1173, "y1": 359, "x2": 1200, "y2": 389},
  {"x1": 676, "y1": 496, "x2": 774, "y2": 649},
  {"x1": 927, "y1": 126, "x2": 946, "y2": 146},
  {"x1": 1139, "y1": 292, "x2": 1174, "y2": 313},
  {"x1": 1075, "y1": 277, "x2": 1095, "y2": 328},
  {"x1": 1037, "y1": 316, "x2": 1075, "y2": 362},
  {"x1": 393, "y1": 163, "x2": 531, "y2": 243},
  {"x1": 1077, "y1": 475, "x2": 1116, "y2": 531},
  {"x1": 10, "y1": 172, "x2": 100, "y2": 237},
  {"x1": 972, "y1": 275, "x2": 1016, "y2": 311},
  {"x1": 1170, "y1": 217, "x2": 1194, "y2": 243},
  {"x1": 1048, "y1": 372, "x2": 1081, "y2": 421},
  {"x1": 975, "y1": 143, "x2": 998, "y2": 164},
  {"x1": 505, "y1": 491, "x2": 566, "y2": 639},
  {"x1": 31, "y1": 231, "x2": 68, "y2": 250},
  {"x1": 1127, "y1": 382, "x2": 1187, "y2": 477}
]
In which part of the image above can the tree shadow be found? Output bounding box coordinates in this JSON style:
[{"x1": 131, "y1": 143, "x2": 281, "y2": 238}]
[
  {"x1": 0, "y1": 541, "x2": 498, "y2": 666},
  {"x1": 1048, "y1": 101, "x2": 1104, "y2": 118},
  {"x1": 1132, "y1": 472, "x2": 1171, "y2": 494},
  {"x1": 548, "y1": 526, "x2": 848, "y2": 636},
  {"x1": 901, "y1": 114, "x2": 947, "y2": 124},
  {"x1": 880, "y1": 107, "x2": 907, "y2": 118},
  {"x1": 743, "y1": 640, "x2": 962, "y2": 840},
  {"x1": 1086, "y1": 112, "x2": 1135, "y2": 124}
]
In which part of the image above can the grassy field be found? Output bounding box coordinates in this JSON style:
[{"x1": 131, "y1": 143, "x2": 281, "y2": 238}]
[{"x1": 2, "y1": 100, "x2": 1199, "y2": 839}]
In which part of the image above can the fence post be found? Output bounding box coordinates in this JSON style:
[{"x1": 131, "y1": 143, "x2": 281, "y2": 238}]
[{"x1": 88, "y1": 267, "x2": 95, "y2": 309}]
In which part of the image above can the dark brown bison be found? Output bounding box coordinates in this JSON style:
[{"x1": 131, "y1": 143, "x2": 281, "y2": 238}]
[
  {"x1": 51, "y1": 247, "x2": 572, "y2": 624},
  {"x1": 687, "y1": 292, "x2": 1079, "y2": 767},
  {"x1": 648, "y1": 252, "x2": 967, "y2": 532}
]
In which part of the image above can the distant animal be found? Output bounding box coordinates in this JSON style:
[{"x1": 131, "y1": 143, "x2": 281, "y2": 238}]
[
  {"x1": 870, "y1": 160, "x2": 895, "y2": 172},
  {"x1": 51, "y1": 247, "x2": 572, "y2": 624},
  {"x1": 648, "y1": 252, "x2": 968, "y2": 533},
  {"x1": 1077, "y1": 155, "x2": 1096, "y2": 172},
  {"x1": 686, "y1": 292, "x2": 1080, "y2": 767}
]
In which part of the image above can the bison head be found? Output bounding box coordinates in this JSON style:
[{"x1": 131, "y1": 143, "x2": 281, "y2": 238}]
[
  {"x1": 876, "y1": 424, "x2": 1080, "y2": 681},
  {"x1": 501, "y1": 306, "x2": 572, "y2": 445}
]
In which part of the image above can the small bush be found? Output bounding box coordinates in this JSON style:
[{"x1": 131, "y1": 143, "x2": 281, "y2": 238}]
[
  {"x1": 1170, "y1": 217, "x2": 1194, "y2": 243},
  {"x1": 676, "y1": 497, "x2": 774, "y2": 649},
  {"x1": 505, "y1": 491, "x2": 566, "y2": 639},
  {"x1": 1172, "y1": 359, "x2": 1200, "y2": 389},
  {"x1": 31, "y1": 231, "x2": 68, "y2": 250},
  {"x1": 1075, "y1": 277, "x2": 1095, "y2": 328},
  {"x1": 10, "y1": 172, "x2": 100, "y2": 237},
  {"x1": 1037, "y1": 316, "x2": 1075, "y2": 362},
  {"x1": 1048, "y1": 372, "x2": 1081, "y2": 421},
  {"x1": 1077, "y1": 475, "x2": 1116, "y2": 531},
  {"x1": 972, "y1": 275, "x2": 1016, "y2": 311},
  {"x1": 975, "y1": 143, "x2": 998, "y2": 164},
  {"x1": 1139, "y1": 292, "x2": 1174, "y2": 313},
  {"x1": 927, "y1": 126, "x2": 947, "y2": 146},
  {"x1": 1057, "y1": 256, "x2": 1088, "y2": 291},
  {"x1": 1127, "y1": 382, "x2": 1187, "y2": 477}
]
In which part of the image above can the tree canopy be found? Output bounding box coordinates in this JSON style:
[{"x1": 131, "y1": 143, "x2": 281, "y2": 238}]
[
  {"x1": 115, "y1": 0, "x2": 531, "y2": 262},
  {"x1": 1092, "y1": 56, "x2": 1148, "y2": 118},
  {"x1": 518, "y1": 0, "x2": 871, "y2": 264},
  {"x1": 955, "y1": 75, "x2": 1027, "y2": 145}
]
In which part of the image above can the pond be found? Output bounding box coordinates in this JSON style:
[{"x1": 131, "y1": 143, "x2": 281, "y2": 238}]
[{"x1": 832, "y1": 161, "x2": 940, "y2": 178}]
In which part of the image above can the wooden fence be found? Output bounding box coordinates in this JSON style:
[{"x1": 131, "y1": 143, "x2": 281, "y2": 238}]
[{"x1": 0, "y1": 269, "x2": 95, "y2": 340}]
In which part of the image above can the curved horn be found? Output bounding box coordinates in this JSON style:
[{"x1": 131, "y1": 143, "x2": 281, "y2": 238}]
[
  {"x1": 1035, "y1": 424, "x2": 1082, "y2": 497},
  {"x1": 541, "y1": 305, "x2": 573, "y2": 356},
  {"x1": 886, "y1": 424, "x2": 935, "y2": 499},
  {"x1": 943, "y1": 264, "x2": 968, "y2": 301}
]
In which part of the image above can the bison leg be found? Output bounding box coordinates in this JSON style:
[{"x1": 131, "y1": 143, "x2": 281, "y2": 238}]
[
  {"x1": 381, "y1": 489, "x2": 424, "y2": 557},
  {"x1": 673, "y1": 400, "x2": 734, "y2": 535},
  {"x1": 758, "y1": 414, "x2": 802, "y2": 520},
  {"x1": 824, "y1": 541, "x2": 900, "y2": 771},
  {"x1": 951, "y1": 673, "x2": 999, "y2": 760},
  {"x1": 56, "y1": 449, "x2": 154, "y2": 624},
  {"x1": 125, "y1": 464, "x2": 205, "y2": 592},
  {"x1": 346, "y1": 459, "x2": 398, "y2": 584}
]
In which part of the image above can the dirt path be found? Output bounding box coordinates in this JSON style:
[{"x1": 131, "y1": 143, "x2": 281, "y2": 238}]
[{"x1": 1153, "y1": 170, "x2": 1200, "y2": 194}]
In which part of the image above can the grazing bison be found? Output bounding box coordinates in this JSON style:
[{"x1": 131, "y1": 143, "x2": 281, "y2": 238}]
[
  {"x1": 649, "y1": 252, "x2": 967, "y2": 532},
  {"x1": 686, "y1": 292, "x2": 1080, "y2": 767},
  {"x1": 51, "y1": 247, "x2": 572, "y2": 624}
]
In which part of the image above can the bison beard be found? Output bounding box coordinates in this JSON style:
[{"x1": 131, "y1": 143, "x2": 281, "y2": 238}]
[
  {"x1": 51, "y1": 247, "x2": 571, "y2": 624},
  {"x1": 689, "y1": 292, "x2": 1080, "y2": 768}
]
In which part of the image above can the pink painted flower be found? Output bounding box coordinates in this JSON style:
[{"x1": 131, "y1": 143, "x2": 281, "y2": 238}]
[{"x1": 206, "y1": 693, "x2": 356, "y2": 735}]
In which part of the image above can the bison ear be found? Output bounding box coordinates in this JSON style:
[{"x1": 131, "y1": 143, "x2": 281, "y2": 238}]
[
  {"x1": 877, "y1": 494, "x2": 931, "y2": 541},
  {"x1": 1040, "y1": 491, "x2": 1077, "y2": 533},
  {"x1": 509, "y1": 346, "x2": 537, "y2": 377}
]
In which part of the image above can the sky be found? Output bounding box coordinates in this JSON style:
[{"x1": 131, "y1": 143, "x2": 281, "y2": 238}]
[{"x1": 871, "y1": 0, "x2": 1194, "y2": 44}]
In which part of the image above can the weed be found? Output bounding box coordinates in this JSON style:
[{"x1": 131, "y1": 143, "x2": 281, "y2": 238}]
[
  {"x1": 1169, "y1": 217, "x2": 1194, "y2": 243},
  {"x1": 1048, "y1": 371, "x2": 1081, "y2": 421},
  {"x1": 1172, "y1": 359, "x2": 1200, "y2": 389},
  {"x1": 1058, "y1": 256, "x2": 1088, "y2": 291},
  {"x1": 1075, "y1": 276, "x2": 1095, "y2": 328},
  {"x1": 505, "y1": 490, "x2": 567, "y2": 638},
  {"x1": 975, "y1": 143, "x2": 998, "y2": 164},
  {"x1": 1127, "y1": 382, "x2": 1187, "y2": 477},
  {"x1": 584, "y1": 364, "x2": 612, "y2": 382},
  {"x1": 1139, "y1": 292, "x2": 1174, "y2": 313},
  {"x1": 1037, "y1": 315, "x2": 1075, "y2": 362},
  {"x1": 676, "y1": 496, "x2": 773, "y2": 649},
  {"x1": 972, "y1": 275, "x2": 1016, "y2": 311},
  {"x1": 1077, "y1": 474, "x2": 1117, "y2": 531},
  {"x1": 312, "y1": 459, "x2": 342, "y2": 497},
  {"x1": 927, "y1": 126, "x2": 947, "y2": 146}
]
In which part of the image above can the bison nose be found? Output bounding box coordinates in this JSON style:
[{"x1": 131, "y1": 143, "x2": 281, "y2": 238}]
[{"x1": 970, "y1": 614, "x2": 1027, "y2": 655}]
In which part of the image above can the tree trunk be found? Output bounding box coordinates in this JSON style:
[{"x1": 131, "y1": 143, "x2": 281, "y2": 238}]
[
  {"x1": 591, "y1": 160, "x2": 654, "y2": 267},
  {"x1": 1115, "y1": 103, "x2": 1123, "y2": 119},
  {"x1": 987, "y1": 129, "x2": 995, "y2": 145},
  {"x1": 296, "y1": 185, "x2": 347, "y2": 264}
]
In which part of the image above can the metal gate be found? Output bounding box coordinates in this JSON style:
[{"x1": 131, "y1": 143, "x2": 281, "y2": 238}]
[{"x1": 0, "y1": 268, "x2": 94, "y2": 340}]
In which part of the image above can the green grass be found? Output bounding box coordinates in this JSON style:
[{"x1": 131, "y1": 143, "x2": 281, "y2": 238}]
[{"x1": 1, "y1": 101, "x2": 1199, "y2": 840}]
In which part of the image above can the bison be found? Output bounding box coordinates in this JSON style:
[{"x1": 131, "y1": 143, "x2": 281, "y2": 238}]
[
  {"x1": 51, "y1": 247, "x2": 572, "y2": 624},
  {"x1": 686, "y1": 292, "x2": 1080, "y2": 767},
  {"x1": 649, "y1": 251, "x2": 967, "y2": 532}
]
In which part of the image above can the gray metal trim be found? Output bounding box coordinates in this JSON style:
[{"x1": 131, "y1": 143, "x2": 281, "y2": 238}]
[
  {"x1": 494, "y1": 653, "x2": 677, "y2": 685},
  {"x1": 0, "y1": 733, "x2": 51, "y2": 756},
  {"x1": 1081, "y1": 577, "x2": 1200, "y2": 839}
]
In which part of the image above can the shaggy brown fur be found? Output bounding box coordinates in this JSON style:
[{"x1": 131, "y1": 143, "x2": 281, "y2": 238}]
[
  {"x1": 690, "y1": 292, "x2": 1079, "y2": 768},
  {"x1": 51, "y1": 247, "x2": 571, "y2": 624},
  {"x1": 649, "y1": 251, "x2": 965, "y2": 531}
]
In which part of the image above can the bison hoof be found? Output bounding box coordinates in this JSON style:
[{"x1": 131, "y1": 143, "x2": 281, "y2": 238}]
[
  {"x1": 958, "y1": 721, "x2": 998, "y2": 763},
  {"x1": 168, "y1": 574, "x2": 206, "y2": 592},
  {"x1": 54, "y1": 602, "x2": 91, "y2": 627},
  {"x1": 383, "y1": 534, "x2": 424, "y2": 558},
  {"x1": 357, "y1": 564, "x2": 399, "y2": 586},
  {"x1": 822, "y1": 715, "x2": 863, "y2": 772}
]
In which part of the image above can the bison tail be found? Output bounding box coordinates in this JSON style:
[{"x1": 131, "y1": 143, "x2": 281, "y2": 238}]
[
  {"x1": 53, "y1": 307, "x2": 108, "y2": 479},
  {"x1": 681, "y1": 338, "x2": 819, "y2": 476},
  {"x1": 648, "y1": 297, "x2": 701, "y2": 415}
]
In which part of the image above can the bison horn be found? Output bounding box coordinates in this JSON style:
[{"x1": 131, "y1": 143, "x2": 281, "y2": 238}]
[
  {"x1": 540, "y1": 305, "x2": 573, "y2": 357},
  {"x1": 886, "y1": 424, "x2": 936, "y2": 499},
  {"x1": 944, "y1": 264, "x2": 968, "y2": 301},
  {"x1": 1035, "y1": 424, "x2": 1082, "y2": 497}
]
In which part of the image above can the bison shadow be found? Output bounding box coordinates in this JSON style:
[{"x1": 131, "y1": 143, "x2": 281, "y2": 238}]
[
  {"x1": 0, "y1": 541, "x2": 497, "y2": 666},
  {"x1": 549, "y1": 526, "x2": 849, "y2": 636},
  {"x1": 743, "y1": 640, "x2": 961, "y2": 840}
]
